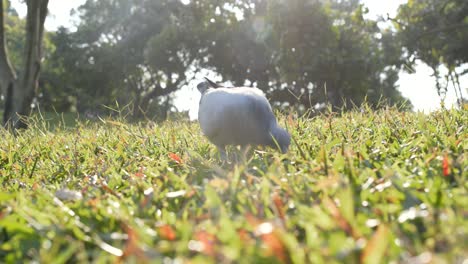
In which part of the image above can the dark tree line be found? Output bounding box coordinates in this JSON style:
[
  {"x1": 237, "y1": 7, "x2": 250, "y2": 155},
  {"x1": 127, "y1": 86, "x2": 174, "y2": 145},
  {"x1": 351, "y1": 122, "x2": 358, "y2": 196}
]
[{"x1": 1, "y1": 0, "x2": 467, "y2": 126}]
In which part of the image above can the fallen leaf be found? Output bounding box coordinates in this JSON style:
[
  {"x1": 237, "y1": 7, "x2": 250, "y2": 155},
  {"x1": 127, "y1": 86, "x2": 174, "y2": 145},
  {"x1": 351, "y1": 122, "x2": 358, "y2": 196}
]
[
  {"x1": 140, "y1": 187, "x2": 154, "y2": 207},
  {"x1": 158, "y1": 224, "x2": 176, "y2": 241},
  {"x1": 442, "y1": 155, "x2": 450, "y2": 177},
  {"x1": 245, "y1": 213, "x2": 262, "y2": 227},
  {"x1": 246, "y1": 214, "x2": 291, "y2": 263},
  {"x1": 287, "y1": 112, "x2": 295, "y2": 128},
  {"x1": 0, "y1": 210, "x2": 6, "y2": 220},
  {"x1": 192, "y1": 231, "x2": 216, "y2": 256},
  {"x1": 254, "y1": 222, "x2": 290, "y2": 263},
  {"x1": 87, "y1": 198, "x2": 99, "y2": 209},
  {"x1": 185, "y1": 188, "x2": 197, "y2": 198},
  {"x1": 424, "y1": 152, "x2": 437, "y2": 165},
  {"x1": 119, "y1": 224, "x2": 147, "y2": 263},
  {"x1": 361, "y1": 224, "x2": 390, "y2": 264},
  {"x1": 272, "y1": 192, "x2": 286, "y2": 227},
  {"x1": 323, "y1": 197, "x2": 360, "y2": 239},
  {"x1": 209, "y1": 178, "x2": 229, "y2": 190},
  {"x1": 261, "y1": 232, "x2": 289, "y2": 263},
  {"x1": 168, "y1": 152, "x2": 183, "y2": 164},
  {"x1": 101, "y1": 183, "x2": 121, "y2": 198},
  {"x1": 134, "y1": 166, "x2": 145, "y2": 178},
  {"x1": 237, "y1": 228, "x2": 253, "y2": 243}
]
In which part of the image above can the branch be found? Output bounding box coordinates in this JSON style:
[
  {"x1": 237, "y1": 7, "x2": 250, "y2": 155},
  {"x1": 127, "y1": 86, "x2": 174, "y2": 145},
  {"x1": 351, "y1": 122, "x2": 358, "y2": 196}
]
[
  {"x1": 459, "y1": 68, "x2": 468, "y2": 76},
  {"x1": 412, "y1": 23, "x2": 468, "y2": 41},
  {"x1": 140, "y1": 74, "x2": 184, "y2": 108},
  {"x1": 144, "y1": 83, "x2": 178, "y2": 100}
]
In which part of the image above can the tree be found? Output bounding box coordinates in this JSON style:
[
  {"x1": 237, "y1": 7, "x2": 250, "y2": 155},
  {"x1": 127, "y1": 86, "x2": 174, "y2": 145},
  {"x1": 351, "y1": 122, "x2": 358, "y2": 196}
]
[
  {"x1": 46, "y1": 0, "x2": 197, "y2": 119},
  {"x1": 187, "y1": 0, "x2": 409, "y2": 111},
  {"x1": 264, "y1": 0, "x2": 408, "y2": 110},
  {"x1": 395, "y1": 0, "x2": 468, "y2": 102},
  {"x1": 42, "y1": 0, "x2": 411, "y2": 119},
  {"x1": 0, "y1": 0, "x2": 49, "y2": 128}
]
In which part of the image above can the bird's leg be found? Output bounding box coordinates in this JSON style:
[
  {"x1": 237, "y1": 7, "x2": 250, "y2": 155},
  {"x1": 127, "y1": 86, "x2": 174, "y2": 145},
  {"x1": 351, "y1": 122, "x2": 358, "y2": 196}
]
[
  {"x1": 239, "y1": 145, "x2": 250, "y2": 164},
  {"x1": 217, "y1": 145, "x2": 228, "y2": 162}
]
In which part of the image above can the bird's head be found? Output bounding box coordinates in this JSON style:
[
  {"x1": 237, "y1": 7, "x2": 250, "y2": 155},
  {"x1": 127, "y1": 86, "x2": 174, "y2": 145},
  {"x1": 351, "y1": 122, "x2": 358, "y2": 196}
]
[
  {"x1": 271, "y1": 126, "x2": 291, "y2": 153},
  {"x1": 197, "y1": 81, "x2": 211, "y2": 95},
  {"x1": 197, "y1": 77, "x2": 223, "y2": 95}
]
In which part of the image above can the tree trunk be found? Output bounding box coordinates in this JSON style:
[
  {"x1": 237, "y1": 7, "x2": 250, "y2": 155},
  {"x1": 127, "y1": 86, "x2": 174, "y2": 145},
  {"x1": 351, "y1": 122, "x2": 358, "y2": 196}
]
[
  {"x1": 1, "y1": 0, "x2": 49, "y2": 129},
  {"x1": 0, "y1": 2, "x2": 17, "y2": 126}
]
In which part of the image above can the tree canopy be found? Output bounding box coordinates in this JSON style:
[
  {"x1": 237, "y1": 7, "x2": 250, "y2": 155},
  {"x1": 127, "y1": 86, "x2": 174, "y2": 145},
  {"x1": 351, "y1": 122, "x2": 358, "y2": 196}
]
[
  {"x1": 394, "y1": 0, "x2": 467, "y2": 100},
  {"x1": 44, "y1": 0, "x2": 410, "y2": 117},
  {"x1": 5, "y1": 0, "x2": 467, "y2": 120}
]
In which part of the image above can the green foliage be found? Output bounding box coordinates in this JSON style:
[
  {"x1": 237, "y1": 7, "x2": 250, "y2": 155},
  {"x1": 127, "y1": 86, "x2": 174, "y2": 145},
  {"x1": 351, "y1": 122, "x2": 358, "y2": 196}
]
[
  {"x1": 396, "y1": 0, "x2": 468, "y2": 68},
  {"x1": 176, "y1": 0, "x2": 410, "y2": 110},
  {"x1": 41, "y1": 0, "x2": 414, "y2": 117},
  {"x1": 44, "y1": 0, "x2": 193, "y2": 118},
  {"x1": 0, "y1": 108, "x2": 466, "y2": 262},
  {"x1": 3, "y1": 3, "x2": 55, "y2": 73},
  {"x1": 395, "y1": 0, "x2": 468, "y2": 98},
  {"x1": 264, "y1": 0, "x2": 408, "y2": 109},
  {"x1": 4, "y1": 11, "x2": 25, "y2": 70}
]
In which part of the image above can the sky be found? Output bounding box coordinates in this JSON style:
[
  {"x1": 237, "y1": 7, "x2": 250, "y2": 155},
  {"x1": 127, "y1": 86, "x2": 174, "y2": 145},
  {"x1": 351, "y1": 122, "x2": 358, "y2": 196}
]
[{"x1": 11, "y1": 0, "x2": 467, "y2": 118}]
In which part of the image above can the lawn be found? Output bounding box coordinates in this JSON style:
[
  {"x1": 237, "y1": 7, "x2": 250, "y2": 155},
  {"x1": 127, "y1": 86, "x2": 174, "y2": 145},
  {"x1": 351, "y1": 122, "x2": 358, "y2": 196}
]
[{"x1": 0, "y1": 107, "x2": 466, "y2": 263}]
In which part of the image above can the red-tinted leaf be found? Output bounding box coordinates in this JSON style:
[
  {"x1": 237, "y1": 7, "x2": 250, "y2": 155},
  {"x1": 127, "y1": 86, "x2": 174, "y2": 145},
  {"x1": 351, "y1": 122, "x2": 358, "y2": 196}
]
[
  {"x1": 262, "y1": 232, "x2": 289, "y2": 263},
  {"x1": 237, "y1": 228, "x2": 253, "y2": 243},
  {"x1": 424, "y1": 152, "x2": 437, "y2": 165},
  {"x1": 323, "y1": 197, "x2": 360, "y2": 239},
  {"x1": 442, "y1": 155, "x2": 450, "y2": 177},
  {"x1": 254, "y1": 222, "x2": 290, "y2": 263},
  {"x1": 158, "y1": 225, "x2": 176, "y2": 241},
  {"x1": 134, "y1": 166, "x2": 145, "y2": 178},
  {"x1": 185, "y1": 188, "x2": 197, "y2": 198},
  {"x1": 245, "y1": 213, "x2": 262, "y2": 227},
  {"x1": 140, "y1": 187, "x2": 154, "y2": 208},
  {"x1": 194, "y1": 213, "x2": 211, "y2": 222},
  {"x1": 272, "y1": 192, "x2": 286, "y2": 227},
  {"x1": 87, "y1": 198, "x2": 99, "y2": 209},
  {"x1": 81, "y1": 186, "x2": 89, "y2": 194},
  {"x1": 246, "y1": 214, "x2": 291, "y2": 263},
  {"x1": 101, "y1": 183, "x2": 121, "y2": 198},
  {"x1": 193, "y1": 231, "x2": 216, "y2": 256},
  {"x1": 287, "y1": 113, "x2": 295, "y2": 128},
  {"x1": 0, "y1": 210, "x2": 6, "y2": 220},
  {"x1": 361, "y1": 224, "x2": 390, "y2": 264},
  {"x1": 168, "y1": 152, "x2": 183, "y2": 164},
  {"x1": 119, "y1": 224, "x2": 146, "y2": 263}
]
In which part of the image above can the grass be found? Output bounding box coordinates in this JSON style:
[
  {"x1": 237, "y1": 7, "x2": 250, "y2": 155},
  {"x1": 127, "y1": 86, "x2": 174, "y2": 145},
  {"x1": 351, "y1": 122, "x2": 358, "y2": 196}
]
[{"x1": 0, "y1": 107, "x2": 466, "y2": 263}]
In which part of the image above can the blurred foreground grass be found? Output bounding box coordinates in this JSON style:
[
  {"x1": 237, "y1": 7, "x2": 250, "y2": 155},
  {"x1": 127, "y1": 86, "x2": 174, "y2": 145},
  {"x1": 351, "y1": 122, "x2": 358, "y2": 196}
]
[{"x1": 0, "y1": 108, "x2": 466, "y2": 263}]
